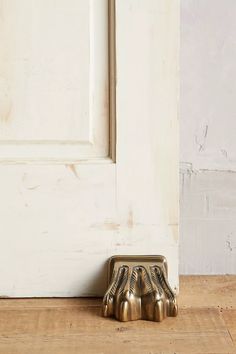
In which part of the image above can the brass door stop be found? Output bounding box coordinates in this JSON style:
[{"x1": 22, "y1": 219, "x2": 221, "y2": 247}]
[{"x1": 102, "y1": 255, "x2": 178, "y2": 322}]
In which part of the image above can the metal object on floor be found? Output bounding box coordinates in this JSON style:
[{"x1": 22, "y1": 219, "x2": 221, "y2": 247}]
[{"x1": 102, "y1": 255, "x2": 178, "y2": 322}]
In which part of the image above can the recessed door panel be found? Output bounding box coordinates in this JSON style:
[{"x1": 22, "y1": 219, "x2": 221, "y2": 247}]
[{"x1": 0, "y1": 0, "x2": 109, "y2": 161}]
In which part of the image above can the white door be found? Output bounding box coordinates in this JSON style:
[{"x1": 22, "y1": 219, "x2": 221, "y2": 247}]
[{"x1": 0, "y1": 0, "x2": 179, "y2": 297}]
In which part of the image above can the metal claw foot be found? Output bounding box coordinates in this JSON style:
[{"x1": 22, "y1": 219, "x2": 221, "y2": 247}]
[{"x1": 102, "y1": 255, "x2": 178, "y2": 322}]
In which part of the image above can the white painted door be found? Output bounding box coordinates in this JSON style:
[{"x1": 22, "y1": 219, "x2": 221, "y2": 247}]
[{"x1": 0, "y1": 0, "x2": 179, "y2": 297}]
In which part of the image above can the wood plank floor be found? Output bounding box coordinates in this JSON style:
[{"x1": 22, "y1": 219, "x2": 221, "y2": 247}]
[{"x1": 0, "y1": 276, "x2": 235, "y2": 354}]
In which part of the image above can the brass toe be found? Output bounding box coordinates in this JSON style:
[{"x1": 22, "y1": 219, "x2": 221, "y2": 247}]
[{"x1": 102, "y1": 256, "x2": 178, "y2": 322}]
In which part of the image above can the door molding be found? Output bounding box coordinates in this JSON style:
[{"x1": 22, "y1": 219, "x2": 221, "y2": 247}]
[
  {"x1": 108, "y1": 0, "x2": 116, "y2": 162},
  {"x1": 0, "y1": 0, "x2": 116, "y2": 164}
]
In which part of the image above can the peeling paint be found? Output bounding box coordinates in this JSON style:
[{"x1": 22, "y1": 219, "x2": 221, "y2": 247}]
[
  {"x1": 27, "y1": 185, "x2": 40, "y2": 190},
  {"x1": 65, "y1": 164, "x2": 79, "y2": 179},
  {"x1": 91, "y1": 221, "x2": 120, "y2": 231},
  {"x1": 127, "y1": 208, "x2": 134, "y2": 229},
  {"x1": 226, "y1": 235, "x2": 235, "y2": 252},
  {"x1": 180, "y1": 162, "x2": 236, "y2": 175},
  {"x1": 180, "y1": 162, "x2": 195, "y2": 176},
  {"x1": 221, "y1": 149, "x2": 228, "y2": 159},
  {"x1": 226, "y1": 240, "x2": 233, "y2": 252},
  {"x1": 194, "y1": 125, "x2": 208, "y2": 152}
]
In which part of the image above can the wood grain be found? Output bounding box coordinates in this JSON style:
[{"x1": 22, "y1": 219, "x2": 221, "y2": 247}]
[
  {"x1": 179, "y1": 275, "x2": 236, "y2": 308},
  {"x1": 0, "y1": 276, "x2": 235, "y2": 354}
]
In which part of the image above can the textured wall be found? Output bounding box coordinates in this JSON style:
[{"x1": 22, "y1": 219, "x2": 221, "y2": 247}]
[{"x1": 180, "y1": 0, "x2": 236, "y2": 274}]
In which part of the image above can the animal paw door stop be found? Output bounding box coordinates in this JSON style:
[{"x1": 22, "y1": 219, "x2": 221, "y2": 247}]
[{"x1": 102, "y1": 255, "x2": 178, "y2": 322}]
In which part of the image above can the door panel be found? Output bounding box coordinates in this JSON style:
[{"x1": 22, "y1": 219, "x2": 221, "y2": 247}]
[
  {"x1": 0, "y1": 0, "x2": 109, "y2": 160},
  {"x1": 0, "y1": 0, "x2": 179, "y2": 297}
]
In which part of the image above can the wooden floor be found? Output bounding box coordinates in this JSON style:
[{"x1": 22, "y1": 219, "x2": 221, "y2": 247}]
[{"x1": 0, "y1": 276, "x2": 235, "y2": 354}]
